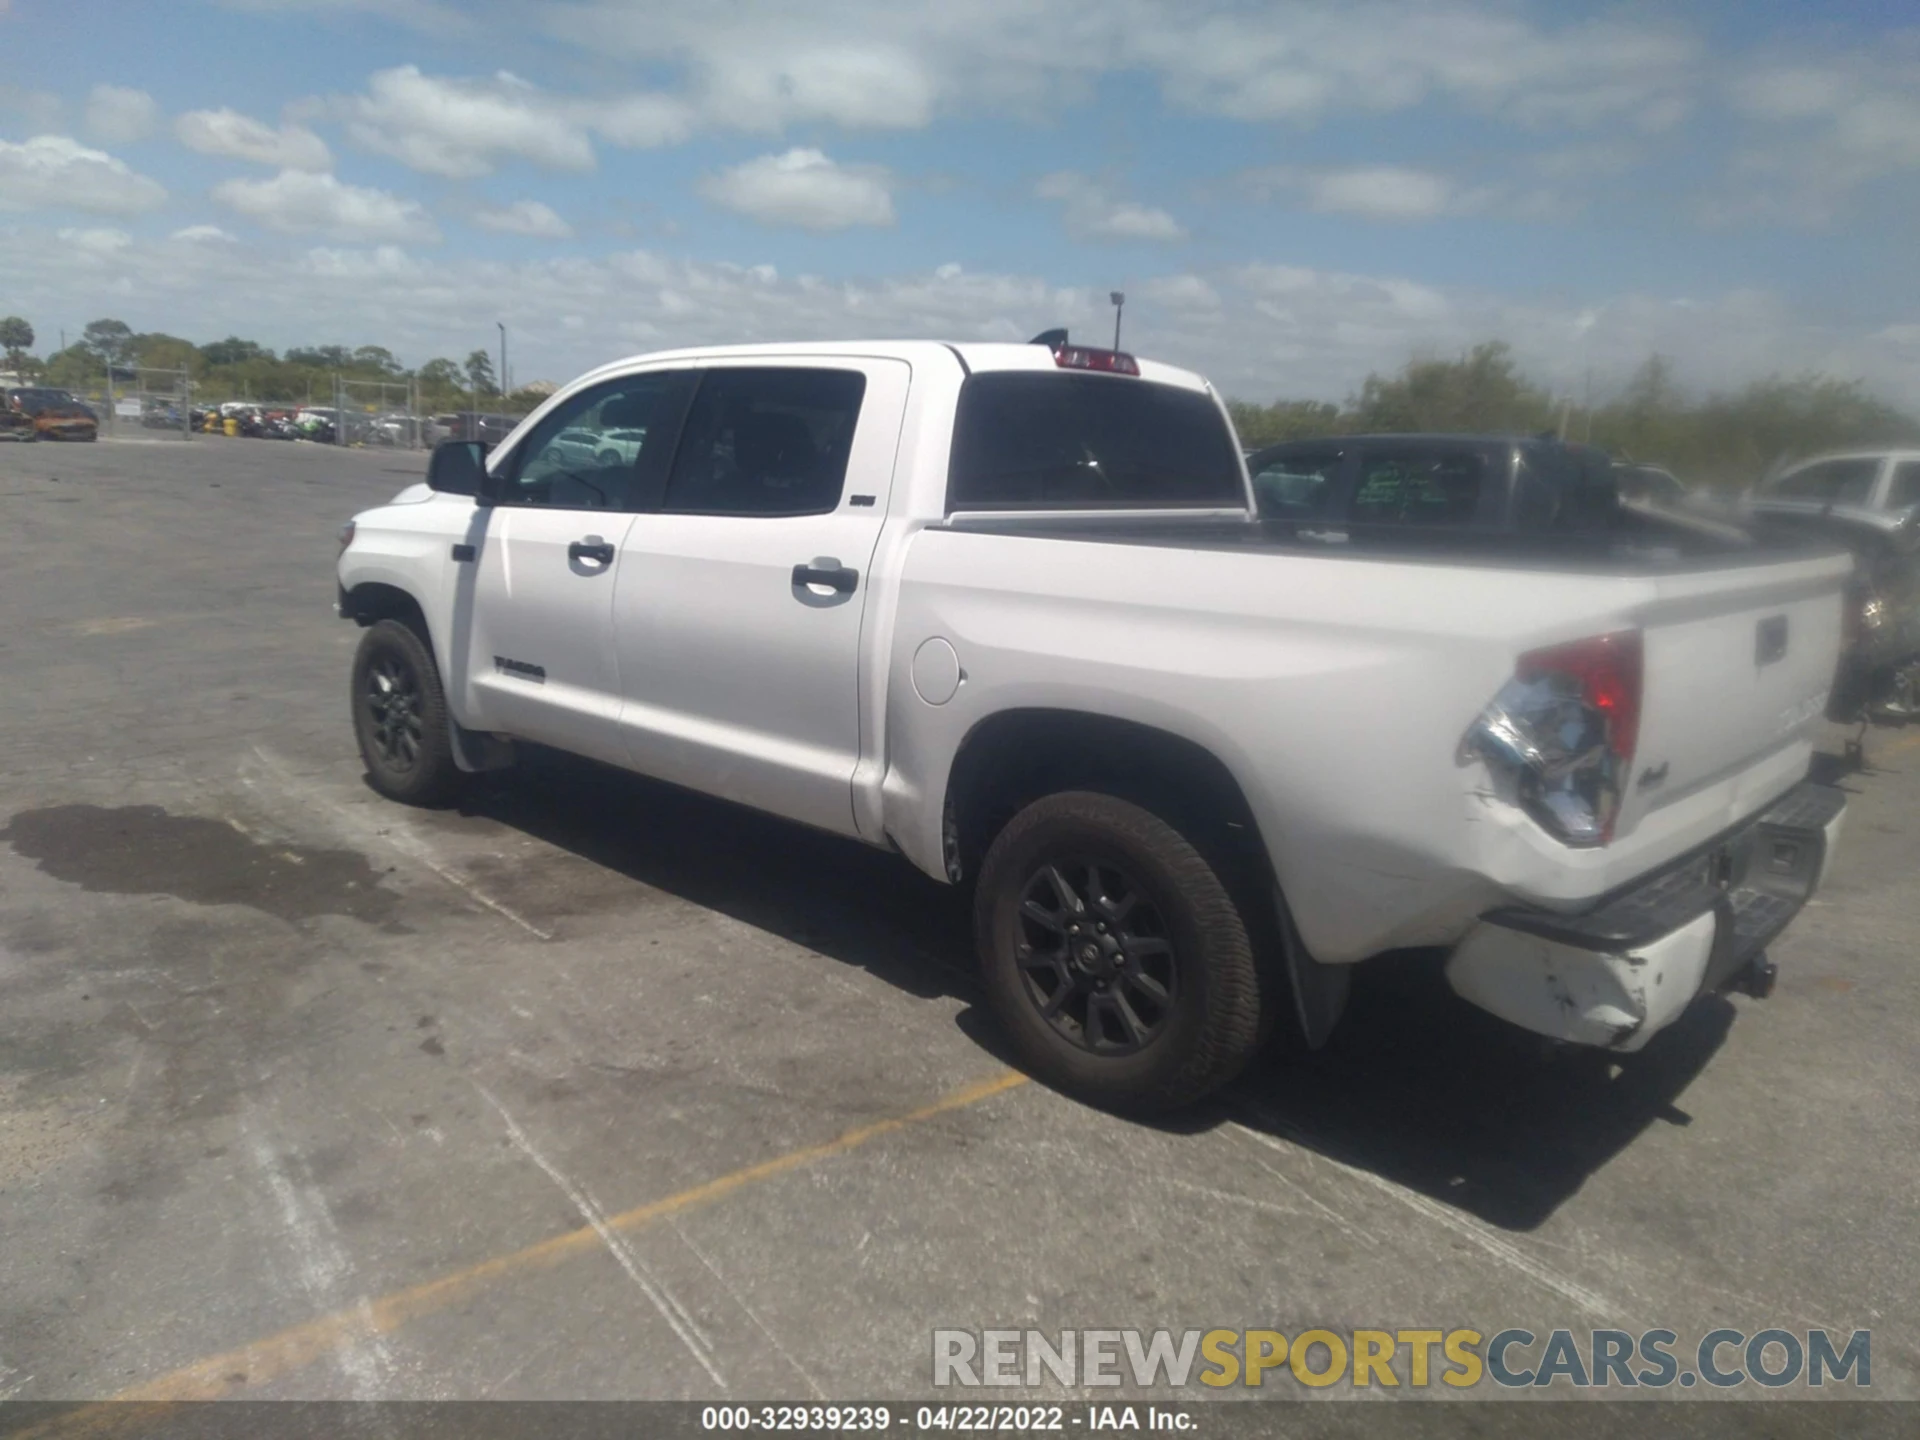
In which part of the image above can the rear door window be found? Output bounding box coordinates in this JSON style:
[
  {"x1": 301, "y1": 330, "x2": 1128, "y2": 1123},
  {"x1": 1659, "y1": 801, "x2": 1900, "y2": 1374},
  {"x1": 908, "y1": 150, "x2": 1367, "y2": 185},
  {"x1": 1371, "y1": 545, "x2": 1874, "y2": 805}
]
[
  {"x1": 1249, "y1": 450, "x2": 1343, "y2": 519},
  {"x1": 662, "y1": 367, "x2": 868, "y2": 517},
  {"x1": 1348, "y1": 450, "x2": 1489, "y2": 526},
  {"x1": 948, "y1": 372, "x2": 1244, "y2": 510},
  {"x1": 1769, "y1": 457, "x2": 1881, "y2": 505}
]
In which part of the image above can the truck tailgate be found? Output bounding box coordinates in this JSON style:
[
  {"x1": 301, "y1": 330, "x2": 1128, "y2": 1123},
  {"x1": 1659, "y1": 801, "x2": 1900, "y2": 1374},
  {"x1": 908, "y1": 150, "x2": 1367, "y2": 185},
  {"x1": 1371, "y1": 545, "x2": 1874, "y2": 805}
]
[{"x1": 1616, "y1": 553, "x2": 1848, "y2": 839}]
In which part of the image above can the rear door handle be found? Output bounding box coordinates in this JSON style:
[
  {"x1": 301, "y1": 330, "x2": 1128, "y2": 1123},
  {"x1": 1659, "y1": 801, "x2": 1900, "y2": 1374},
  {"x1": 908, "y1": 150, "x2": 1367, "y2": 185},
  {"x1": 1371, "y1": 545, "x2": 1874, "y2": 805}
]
[
  {"x1": 791, "y1": 561, "x2": 857, "y2": 594},
  {"x1": 568, "y1": 537, "x2": 615, "y2": 565}
]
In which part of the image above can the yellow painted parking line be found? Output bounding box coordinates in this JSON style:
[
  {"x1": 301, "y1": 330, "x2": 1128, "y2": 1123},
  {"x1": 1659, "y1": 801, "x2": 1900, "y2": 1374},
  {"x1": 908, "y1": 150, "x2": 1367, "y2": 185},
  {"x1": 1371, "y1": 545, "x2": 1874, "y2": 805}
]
[
  {"x1": 32, "y1": 1069, "x2": 1027, "y2": 1428},
  {"x1": 67, "y1": 617, "x2": 159, "y2": 637}
]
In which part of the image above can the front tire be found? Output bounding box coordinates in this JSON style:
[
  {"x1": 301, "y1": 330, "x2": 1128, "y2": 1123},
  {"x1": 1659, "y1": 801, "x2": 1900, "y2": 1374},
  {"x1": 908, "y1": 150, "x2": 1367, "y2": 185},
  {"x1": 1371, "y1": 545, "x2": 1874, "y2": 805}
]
[
  {"x1": 350, "y1": 619, "x2": 459, "y2": 805},
  {"x1": 974, "y1": 791, "x2": 1262, "y2": 1113}
]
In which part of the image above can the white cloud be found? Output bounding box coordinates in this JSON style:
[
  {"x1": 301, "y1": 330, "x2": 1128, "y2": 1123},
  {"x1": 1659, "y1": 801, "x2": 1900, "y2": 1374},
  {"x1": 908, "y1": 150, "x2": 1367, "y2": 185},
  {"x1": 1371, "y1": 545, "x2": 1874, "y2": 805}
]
[
  {"x1": 699, "y1": 149, "x2": 895, "y2": 230},
  {"x1": 1036, "y1": 172, "x2": 1187, "y2": 242},
  {"x1": 698, "y1": 42, "x2": 937, "y2": 132},
  {"x1": 172, "y1": 224, "x2": 238, "y2": 243},
  {"x1": 176, "y1": 108, "x2": 333, "y2": 171},
  {"x1": 339, "y1": 66, "x2": 596, "y2": 177},
  {"x1": 212, "y1": 169, "x2": 439, "y2": 243},
  {"x1": 85, "y1": 85, "x2": 159, "y2": 145},
  {"x1": 0, "y1": 222, "x2": 1914, "y2": 420},
  {"x1": 1141, "y1": 274, "x2": 1221, "y2": 309},
  {"x1": 473, "y1": 199, "x2": 574, "y2": 238},
  {"x1": 1304, "y1": 166, "x2": 1457, "y2": 220},
  {"x1": 332, "y1": 65, "x2": 692, "y2": 177},
  {"x1": 593, "y1": 92, "x2": 697, "y2": 149},
  {"x1": 548, "y1": 1, "x2": 1699, "y2": 136},
  {"x1": 1713, "y1": 49, "x2": 1920, "y2": 223},
  {"x1": 55, "y1": 227, "x2": 132, "y2": 258},
  {"x1": 0, "y1": 135, "x2": 167, "y2": 215}
]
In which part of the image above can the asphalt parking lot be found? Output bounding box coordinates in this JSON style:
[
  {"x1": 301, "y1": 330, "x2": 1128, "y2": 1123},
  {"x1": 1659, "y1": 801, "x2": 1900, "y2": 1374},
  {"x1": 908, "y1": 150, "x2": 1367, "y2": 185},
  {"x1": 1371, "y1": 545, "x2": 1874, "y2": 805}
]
[{"x1": 1, "y1": 435, "x2": 1916, "y2": 1415}]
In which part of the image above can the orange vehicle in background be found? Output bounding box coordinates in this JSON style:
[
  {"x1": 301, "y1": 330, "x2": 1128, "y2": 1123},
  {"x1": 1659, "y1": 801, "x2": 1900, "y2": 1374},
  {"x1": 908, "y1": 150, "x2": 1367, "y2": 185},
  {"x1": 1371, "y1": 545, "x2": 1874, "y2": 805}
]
[{"x1": 5, "y1": 387, "x2": 99, "y2": 441}]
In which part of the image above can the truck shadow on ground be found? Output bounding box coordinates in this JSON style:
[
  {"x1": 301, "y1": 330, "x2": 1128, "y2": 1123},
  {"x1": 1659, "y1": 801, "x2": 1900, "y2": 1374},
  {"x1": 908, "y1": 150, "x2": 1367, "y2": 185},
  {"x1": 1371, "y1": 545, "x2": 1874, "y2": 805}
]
[
  {"x1": 1202, "y1": 953, "x2": 1734, "y2": 1232},
  {"x1": 447, "y1": 746, "x2": 1732, "y2": 1236}
]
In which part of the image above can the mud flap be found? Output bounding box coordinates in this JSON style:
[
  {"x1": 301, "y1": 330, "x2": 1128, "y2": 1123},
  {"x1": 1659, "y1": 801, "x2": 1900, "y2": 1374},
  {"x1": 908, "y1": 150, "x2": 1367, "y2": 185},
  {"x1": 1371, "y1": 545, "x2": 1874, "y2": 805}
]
[
  {"x1": 1277, "y1": 887, "x2": 1350, "y2": 1049},
  {"x1": 449, "y1": 719, "x2": 514, "y2": 773}
]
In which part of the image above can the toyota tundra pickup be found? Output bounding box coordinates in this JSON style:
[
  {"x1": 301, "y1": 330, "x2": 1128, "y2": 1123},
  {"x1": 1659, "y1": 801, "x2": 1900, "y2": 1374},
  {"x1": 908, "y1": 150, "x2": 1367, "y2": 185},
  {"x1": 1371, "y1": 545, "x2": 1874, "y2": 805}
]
[{"x1": 336, "y1": 338, "x2": 1851, "y2": 1112}]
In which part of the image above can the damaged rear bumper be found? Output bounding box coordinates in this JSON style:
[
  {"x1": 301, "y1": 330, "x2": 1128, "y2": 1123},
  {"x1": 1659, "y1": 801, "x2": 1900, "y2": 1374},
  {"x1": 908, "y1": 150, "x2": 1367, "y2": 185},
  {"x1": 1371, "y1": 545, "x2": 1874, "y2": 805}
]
[{"x1": 1444, "y1": 780, "x2": 1846, "y2": 1051}]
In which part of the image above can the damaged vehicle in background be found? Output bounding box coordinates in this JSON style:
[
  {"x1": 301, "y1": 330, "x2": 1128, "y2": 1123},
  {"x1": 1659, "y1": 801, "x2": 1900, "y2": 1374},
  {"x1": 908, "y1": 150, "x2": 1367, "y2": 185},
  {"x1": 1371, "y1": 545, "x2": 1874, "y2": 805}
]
[
  {"x1": 1744, "y1": 449, "x2": 1920, "y2": 727},
  {"x1": 5, "y1": 386, "x2": 98, "y2": 441}
]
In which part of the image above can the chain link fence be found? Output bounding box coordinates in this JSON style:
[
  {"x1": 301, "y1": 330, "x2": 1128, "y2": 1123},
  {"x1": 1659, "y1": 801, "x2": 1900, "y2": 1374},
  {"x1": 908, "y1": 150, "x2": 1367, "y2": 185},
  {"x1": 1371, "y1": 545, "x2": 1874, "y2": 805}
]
[
  {"x1": 337, "y1": 376, "x2": 425, "y2": 448},
  {"x1": 103, "y1": 366, "x2": 194, "y2": 440}
]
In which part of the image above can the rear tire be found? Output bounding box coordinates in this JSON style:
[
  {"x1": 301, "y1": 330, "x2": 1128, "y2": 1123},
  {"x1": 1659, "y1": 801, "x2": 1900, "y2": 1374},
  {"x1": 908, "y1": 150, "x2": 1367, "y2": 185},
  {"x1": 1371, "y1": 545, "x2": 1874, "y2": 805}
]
[
  {"x1": 974, "y1": 791, "x2": 1262, "y2": 1113},
  {"x1": 351, "y1": 619, "x2": 459, "y2": 806}
]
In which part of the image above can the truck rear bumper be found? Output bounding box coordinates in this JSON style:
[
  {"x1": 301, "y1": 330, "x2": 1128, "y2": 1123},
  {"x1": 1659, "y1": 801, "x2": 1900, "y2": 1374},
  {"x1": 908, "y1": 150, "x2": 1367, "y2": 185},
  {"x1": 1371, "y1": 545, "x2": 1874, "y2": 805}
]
[{"x1": 1444, "y1": 781, "x2": 1846, "y2": 1051}]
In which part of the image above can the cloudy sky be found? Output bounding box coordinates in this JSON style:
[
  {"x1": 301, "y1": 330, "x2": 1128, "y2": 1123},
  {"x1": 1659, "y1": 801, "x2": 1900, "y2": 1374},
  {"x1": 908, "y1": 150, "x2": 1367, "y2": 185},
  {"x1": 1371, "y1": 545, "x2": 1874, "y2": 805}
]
[{"x1": 2, "y1": 0, "x2": 1917, "y2": 404}]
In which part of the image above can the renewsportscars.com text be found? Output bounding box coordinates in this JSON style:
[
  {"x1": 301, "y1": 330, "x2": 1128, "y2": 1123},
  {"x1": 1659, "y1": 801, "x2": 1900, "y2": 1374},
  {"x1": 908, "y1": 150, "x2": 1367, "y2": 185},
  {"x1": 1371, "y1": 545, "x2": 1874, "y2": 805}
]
[{"x1": 932, "y1": 1327, "x2": 1871, "y2": 1390}]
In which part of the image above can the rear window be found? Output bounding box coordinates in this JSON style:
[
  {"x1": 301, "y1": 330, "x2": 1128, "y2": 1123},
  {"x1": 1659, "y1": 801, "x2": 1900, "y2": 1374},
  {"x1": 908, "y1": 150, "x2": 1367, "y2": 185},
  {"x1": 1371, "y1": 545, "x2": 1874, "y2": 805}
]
[
  {"x1": 947, "y1": 373, "x2": 1244, "y2": 511},
  {"x1": 1350, "y1": 450, "x2": 1487, "y2": 526},
  {"x1": 1249, "y1": 449, "x2": 1342, "y2": 519}
]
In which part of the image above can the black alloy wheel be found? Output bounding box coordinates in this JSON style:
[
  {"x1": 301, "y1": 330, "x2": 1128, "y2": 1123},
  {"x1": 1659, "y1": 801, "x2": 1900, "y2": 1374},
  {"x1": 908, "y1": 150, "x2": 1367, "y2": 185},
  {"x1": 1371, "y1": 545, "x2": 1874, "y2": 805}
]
[
  {"x1": 1013, "y1": 857, "x2": 1177, "y2": 1055},
  {"x1": 350, "y1": 618, "x2": 459, "y2": 805}
]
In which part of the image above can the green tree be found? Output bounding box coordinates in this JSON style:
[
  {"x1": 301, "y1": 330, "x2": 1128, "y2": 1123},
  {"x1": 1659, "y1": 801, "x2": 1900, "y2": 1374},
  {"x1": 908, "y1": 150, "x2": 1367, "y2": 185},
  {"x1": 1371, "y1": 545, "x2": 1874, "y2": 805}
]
[
  {"x1": 418, "y1": 357, "x2": 461, "y2": 388},
  {"x1": 40, "y1": 345, "x2": 98, "y2": 390},
  {"x1": 200, "y1": 336, "x2": 274, "y2": 367},
  {"x1": 82, "y1": 318, "x2": 135, "y2": 370},
  {"x1": 131, "y1": 332, "x2": 199, "y2": 373},
  {"x1": 1348, "y1": 341, "x2": 1555, "y2": 434},
  {"x1": 464, "y1": 348, "x2": 497, "y2": 397},
  {"x1": 0, "y1": 315, "x2": 34, "y2": 371},
  {"x1": 1227, "y1": 398, "x2": 1342, "y2": 448},
  {"x1": 352, "y1": 345, "x2": 402, "y2": 375}
]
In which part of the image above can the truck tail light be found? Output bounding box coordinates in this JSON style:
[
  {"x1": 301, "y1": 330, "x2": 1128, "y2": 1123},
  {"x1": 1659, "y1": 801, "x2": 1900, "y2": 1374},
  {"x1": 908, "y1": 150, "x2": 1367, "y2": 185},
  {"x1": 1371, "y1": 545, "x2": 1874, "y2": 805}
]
[
  {"x1": 1460, "y1": 630, "x2": 1643, "y2": 846},
  {"x1": 1052, "y1": 345, "x2": 1139, "y2": 375},
  {"x1": 338, "y1": 520, "x2": 356, "y2": 557}
]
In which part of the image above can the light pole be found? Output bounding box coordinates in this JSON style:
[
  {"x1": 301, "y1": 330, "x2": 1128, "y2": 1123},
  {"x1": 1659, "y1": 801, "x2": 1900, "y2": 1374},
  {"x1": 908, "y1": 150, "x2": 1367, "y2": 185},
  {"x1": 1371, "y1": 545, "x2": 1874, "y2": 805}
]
[
  {"x1": 497, "y1": 322, "x2": 507, "y2": 408},
  {"x1": 1110, "y1": 291, "x2": 1125, "y2": 351}
]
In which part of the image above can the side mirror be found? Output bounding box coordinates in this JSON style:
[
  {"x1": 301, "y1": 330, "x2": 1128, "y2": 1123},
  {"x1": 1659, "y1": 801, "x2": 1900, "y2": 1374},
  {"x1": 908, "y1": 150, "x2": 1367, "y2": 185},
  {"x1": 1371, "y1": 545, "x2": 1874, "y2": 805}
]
[{"x1": 427, "y1": 440, "x2": 489, "y2": 498}]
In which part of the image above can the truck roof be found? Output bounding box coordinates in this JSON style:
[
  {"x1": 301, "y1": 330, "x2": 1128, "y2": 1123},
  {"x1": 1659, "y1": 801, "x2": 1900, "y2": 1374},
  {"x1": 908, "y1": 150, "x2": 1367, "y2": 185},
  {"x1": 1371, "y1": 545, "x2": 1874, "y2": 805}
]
[{"x1": 579, "y1": 340, "x2": 1213, "y2": 395}]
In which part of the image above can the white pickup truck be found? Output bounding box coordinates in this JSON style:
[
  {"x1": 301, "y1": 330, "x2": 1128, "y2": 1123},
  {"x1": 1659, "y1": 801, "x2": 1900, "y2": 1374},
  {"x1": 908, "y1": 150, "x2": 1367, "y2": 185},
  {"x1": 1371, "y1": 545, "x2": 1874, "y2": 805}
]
[{"x1": 337, "y1": 338, "x2": 1850, "y2": 1111}]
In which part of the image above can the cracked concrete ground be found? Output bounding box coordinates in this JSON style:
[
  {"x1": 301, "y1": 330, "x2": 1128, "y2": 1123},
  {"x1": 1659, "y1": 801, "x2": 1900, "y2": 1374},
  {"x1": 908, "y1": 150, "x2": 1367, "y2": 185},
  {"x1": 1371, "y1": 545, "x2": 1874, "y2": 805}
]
[{"x1": 0, "y1": 437, "x2": 1914, "y2": 1426}]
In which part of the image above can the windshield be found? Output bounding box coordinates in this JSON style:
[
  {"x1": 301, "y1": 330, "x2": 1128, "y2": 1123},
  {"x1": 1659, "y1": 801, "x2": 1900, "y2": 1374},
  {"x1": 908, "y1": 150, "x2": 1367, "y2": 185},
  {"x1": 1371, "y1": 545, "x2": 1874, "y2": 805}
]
[{"x1": 948, "y1": 372, "x2": 1245, "y2": 511}]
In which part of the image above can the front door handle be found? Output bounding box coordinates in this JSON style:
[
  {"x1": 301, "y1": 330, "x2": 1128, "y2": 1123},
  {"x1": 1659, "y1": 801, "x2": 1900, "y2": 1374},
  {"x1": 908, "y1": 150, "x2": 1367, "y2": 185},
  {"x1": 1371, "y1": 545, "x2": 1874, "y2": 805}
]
[
  {"x1": 568, "y1": 537, "x2": 615, "y2": 565},
  {"x1": 791, "y1": 561, "x2": 857, "y2": 594}
]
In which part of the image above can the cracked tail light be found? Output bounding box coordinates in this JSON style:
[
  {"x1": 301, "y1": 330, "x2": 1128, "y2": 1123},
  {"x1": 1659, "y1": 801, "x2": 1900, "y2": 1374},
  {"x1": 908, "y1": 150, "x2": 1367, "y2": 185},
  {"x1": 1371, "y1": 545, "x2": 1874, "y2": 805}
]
[{"x1": 1461, "y1": 630, "x2": 1643, "y2": 846}]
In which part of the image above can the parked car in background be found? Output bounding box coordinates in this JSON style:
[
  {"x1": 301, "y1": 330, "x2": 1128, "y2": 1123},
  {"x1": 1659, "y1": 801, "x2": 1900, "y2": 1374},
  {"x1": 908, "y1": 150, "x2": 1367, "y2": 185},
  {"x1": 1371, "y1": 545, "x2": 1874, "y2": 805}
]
[
  {"x1": 337, "y1": 339, "x2": 1850, "y2": 1111},
  {"x1": 1744, "y1": 449, "x2": 1920, "y2": 724},
  {"x1": 539, "y1": 423, "x2": 648, "y2": 470},
  {"x1": 429, "y1": 411, "x2": 524, "y2": 446},
  {"x1": 6, "y1": 387, "x2": 98, "y2": 441},
  {"x1": 0, "y1": 396, "x2": 35, "y2": 441},
  {"x1": 1614, "y1": 463, "x2": 1687, "y2": 507},
  {"x1": 1243, "y1": 432, "x2": 1625, "y2": 535}
]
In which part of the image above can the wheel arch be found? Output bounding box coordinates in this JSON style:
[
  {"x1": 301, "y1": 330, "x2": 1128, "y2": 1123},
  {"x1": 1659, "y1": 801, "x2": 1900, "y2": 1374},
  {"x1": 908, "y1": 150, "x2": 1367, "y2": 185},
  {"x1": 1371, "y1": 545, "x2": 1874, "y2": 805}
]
[
  {"x1": 341, "y1": 581, "x2": 436, "y2": 654},
  {"x1": 942, "y1": 707, "x2": 1273, "y2": 888}
]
